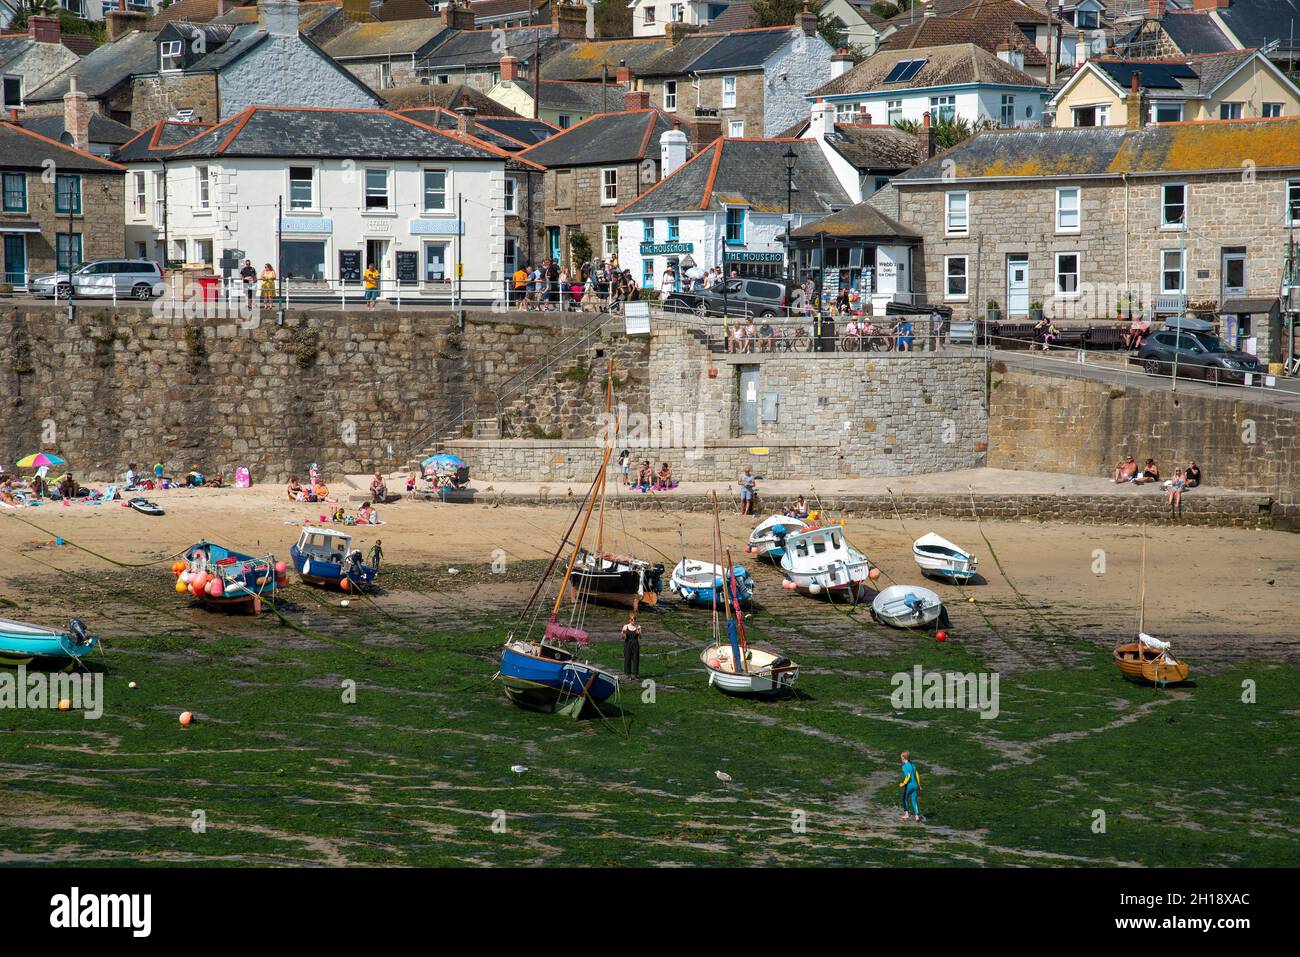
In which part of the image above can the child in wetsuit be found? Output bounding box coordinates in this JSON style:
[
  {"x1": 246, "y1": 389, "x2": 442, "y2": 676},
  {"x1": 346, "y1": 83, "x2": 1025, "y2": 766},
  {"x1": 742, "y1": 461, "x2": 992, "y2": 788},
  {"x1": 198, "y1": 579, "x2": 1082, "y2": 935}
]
[{"x1": 899, "y1": 751, "x2": 923, "y2": 823}]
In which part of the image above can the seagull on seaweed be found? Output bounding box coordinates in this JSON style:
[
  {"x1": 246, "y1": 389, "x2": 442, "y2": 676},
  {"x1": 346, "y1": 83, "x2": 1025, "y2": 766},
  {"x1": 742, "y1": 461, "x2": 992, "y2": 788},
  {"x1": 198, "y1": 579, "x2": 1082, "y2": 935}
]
[
  {"x1": 511, "y1": 765, "x2": 528, "y2": 774},
  {"x1": 714, "y1": 770, "x2": 732, "y2": 784}
]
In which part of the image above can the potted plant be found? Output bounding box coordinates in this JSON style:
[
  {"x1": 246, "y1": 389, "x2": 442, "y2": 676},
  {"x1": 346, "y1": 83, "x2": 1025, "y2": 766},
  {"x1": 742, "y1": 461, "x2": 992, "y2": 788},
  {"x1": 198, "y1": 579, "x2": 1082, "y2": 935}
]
[
  {"x1": 1029, "y1": 300, "x2": 1043, "y2": 322},
  {"x1": 986, "y1": 298, "x2": 1001, "y2": 322}
]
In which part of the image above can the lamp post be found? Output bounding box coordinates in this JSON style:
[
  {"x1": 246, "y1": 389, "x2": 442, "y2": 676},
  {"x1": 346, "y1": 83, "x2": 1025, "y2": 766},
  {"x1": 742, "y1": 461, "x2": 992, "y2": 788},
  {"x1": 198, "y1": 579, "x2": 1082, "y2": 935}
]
[{"x1": 783, "y1": 145, "x2": 797, "y2": 322}]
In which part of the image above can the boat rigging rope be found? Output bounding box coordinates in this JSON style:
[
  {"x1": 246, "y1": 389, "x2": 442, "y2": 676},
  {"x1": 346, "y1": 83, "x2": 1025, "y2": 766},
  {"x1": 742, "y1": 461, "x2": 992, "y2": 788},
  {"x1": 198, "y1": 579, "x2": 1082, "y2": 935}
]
[{"x1": 6, "y1": 510, "x2": 190, "y2": 567}]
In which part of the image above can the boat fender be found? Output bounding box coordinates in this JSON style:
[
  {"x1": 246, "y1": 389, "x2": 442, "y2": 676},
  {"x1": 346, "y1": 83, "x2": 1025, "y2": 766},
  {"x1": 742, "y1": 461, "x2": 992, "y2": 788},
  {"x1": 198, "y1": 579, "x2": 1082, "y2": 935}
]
[
  {"x1": 781, "y1": 580, "x2": 797, "y2": 590},
  {"x1": 809, "y1": 583, "x2": 822, "y2": 595},
  {"x1": 301, "y1": 561, "x2": 311, "y2": 576}
]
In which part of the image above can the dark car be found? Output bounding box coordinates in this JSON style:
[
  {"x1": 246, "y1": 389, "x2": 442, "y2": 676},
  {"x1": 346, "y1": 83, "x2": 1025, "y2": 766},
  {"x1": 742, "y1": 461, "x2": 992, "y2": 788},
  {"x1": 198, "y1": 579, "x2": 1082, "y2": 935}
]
[
  {"x1": 664, "y1": 277, "x2": 786, "y2": 318},
  {"x1": 1136, "y1": 329, "x2": 1264, "y2": 383}
]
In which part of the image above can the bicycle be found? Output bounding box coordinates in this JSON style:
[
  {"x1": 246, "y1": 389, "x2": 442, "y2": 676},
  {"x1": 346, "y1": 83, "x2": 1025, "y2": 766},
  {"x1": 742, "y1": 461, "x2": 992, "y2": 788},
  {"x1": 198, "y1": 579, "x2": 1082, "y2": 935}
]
[{"x1": 840, "y1": 326, "x2": 890, "y2": 352}]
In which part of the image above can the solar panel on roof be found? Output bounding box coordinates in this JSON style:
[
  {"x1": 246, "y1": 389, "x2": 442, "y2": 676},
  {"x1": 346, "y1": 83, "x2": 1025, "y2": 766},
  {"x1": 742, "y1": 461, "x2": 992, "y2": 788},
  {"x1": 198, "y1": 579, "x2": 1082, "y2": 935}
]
[{"x1": 884, "y1": 58, "x2": 926, "y2": 83}]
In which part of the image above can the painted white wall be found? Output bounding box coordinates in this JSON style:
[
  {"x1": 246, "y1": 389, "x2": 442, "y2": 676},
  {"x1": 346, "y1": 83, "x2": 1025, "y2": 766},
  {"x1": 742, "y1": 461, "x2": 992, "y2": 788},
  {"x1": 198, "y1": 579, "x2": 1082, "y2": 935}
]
[
  {"x1": 629, "y1": 0, "x2": 718, "y2": 38},
  {"x1": 828, "y1": 86, "x2": 1045, "y2": 128},
  {"x1": 125, "y1": 155, "x2": 508, "y2": 292}
]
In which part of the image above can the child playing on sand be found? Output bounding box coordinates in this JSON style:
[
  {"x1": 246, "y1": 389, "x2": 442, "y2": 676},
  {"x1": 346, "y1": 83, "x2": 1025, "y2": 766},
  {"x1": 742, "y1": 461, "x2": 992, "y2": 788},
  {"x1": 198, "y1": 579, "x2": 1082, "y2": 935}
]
[
  {"x1": 899, "y1": 751, "x2": 923, "y2": 823},
  {"x1": 405, "y1": 473, "x2": 417, "y2": 496}
]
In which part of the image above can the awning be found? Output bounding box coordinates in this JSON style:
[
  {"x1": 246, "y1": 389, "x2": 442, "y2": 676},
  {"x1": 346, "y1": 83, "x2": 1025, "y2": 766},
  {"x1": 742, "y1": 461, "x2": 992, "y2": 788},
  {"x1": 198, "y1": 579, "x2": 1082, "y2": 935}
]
[
  {"x1": 1221, "y1": 297, "x2": 1279, "y2": 315},
  {"x1": 0, "y1": 221, "x2": 41, "y2": 233}
]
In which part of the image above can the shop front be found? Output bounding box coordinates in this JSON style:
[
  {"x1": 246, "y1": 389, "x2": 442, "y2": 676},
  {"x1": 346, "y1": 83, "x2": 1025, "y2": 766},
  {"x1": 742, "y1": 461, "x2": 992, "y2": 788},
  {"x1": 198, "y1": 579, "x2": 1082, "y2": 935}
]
[{"x1": 723, "y1": 249, "x2": 785, "y2": 280}]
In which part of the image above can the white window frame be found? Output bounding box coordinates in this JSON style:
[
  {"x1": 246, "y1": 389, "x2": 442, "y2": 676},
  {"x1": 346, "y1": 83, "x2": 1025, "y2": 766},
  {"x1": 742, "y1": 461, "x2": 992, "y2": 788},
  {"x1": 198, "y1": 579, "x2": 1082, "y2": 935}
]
[
  {"x1": 887, "y1": 99, "x2": 902, "y2": 124},
  {"x1": 929, "y1": 94, "x2": 956, "y2": 122},
  {"x1": 195, "y1": 166, "x2": 210, "y2": 211},
  {"x1": 1055, "y1": 251, "x2": 1081, "y2": 297},
  {"x1": 1160, "y1": 182, "x2": 1186, "y2": 230},
  {"x1": 644, "y1": 4, "x2": 655, "y2": 24},
  {"x1": 132, "y1": 172, "x2": 147, "y2": 218},
  {"x1": 1072, "y1": 103, "x2": 1108, "y2": 127},
  {"x1": 600, "y1": 168, "x2": 618, "y2": 206},
  {"x1": 423, "y1": 240, "x2": 451, "y2": 283},
  {"x1": 835, "y1": 103, "x2": 856, "y2": 123},
  {"x1": 1263, "y1": 102, "x2": 1283, "y2": 118},
  {"x1": 945, "y1": 190, "x2": 968, "y2": 236},
  {"x1": 288, "y1": 165, "x2": 316, "y2": 212},
  {"x1": 503, "y1": 176, "x2": 517, "y2": 214},
  {"x1": 1152, "y1": 101, "x2": 1184, "y2": 123},
  {"x1": 1160, "y1": 249, "x2": 1185, "y2": 295},
  {"x1": 944, "y1": 255, "x2": 969, "y2": 301},
  {"x1": 603, "y1": 223, "x2": 618, "y2": 258},
  {"x1": 728, "y1": 119, "x2": 745, "y2": 137},
  {"x1": 422, "y1": 167, "x2": 449, "y2": 214},
  {"x1": 1, "y1": 73, "x2": 22, "y2": 109},
  {"x1": 663, "y1": 80, "x2": 677, "y2": 112},
  {"x1": 364, "y1": 167, "x2": 392, "y2": 212},
  {"x1": 160, "y1": 39, "x2": 184, "y2": 73},
  {"x1": 1055, "y1": 185, "x2": 1080, "y2": 233},
  {"x1": 1000, "y1": 94, "x2": 1016, "y2": 127},
  {"x1": 1219, "y1": 101, "x2": 1243, "y2": 120},
  {"x1": 1287, "y1": 179, "x2": 1300, "y2": 225},
  {"x1": 722, "y1": 75, "x2": 736, "y2": 109}
]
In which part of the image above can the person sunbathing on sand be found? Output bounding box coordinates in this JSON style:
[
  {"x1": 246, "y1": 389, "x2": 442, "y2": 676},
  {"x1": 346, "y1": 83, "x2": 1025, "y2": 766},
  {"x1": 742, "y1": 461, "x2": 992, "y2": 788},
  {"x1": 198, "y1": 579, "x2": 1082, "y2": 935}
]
[{"x1": 287, "y1": 478, "x2": 304, "y2": 501}]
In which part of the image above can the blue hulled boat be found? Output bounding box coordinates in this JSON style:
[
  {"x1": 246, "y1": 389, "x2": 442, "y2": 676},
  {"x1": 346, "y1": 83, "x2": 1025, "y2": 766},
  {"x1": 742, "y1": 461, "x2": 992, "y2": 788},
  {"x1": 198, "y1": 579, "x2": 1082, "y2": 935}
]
[
  {"x1": 670, "y1": 558, "x2": 754, "y2": 606},
  {"x1": 500, "y1": 635, "x2": 620, "y2": 713},
  {"x1": 290, "y1": 526, "x2": 377, "y2": 591},
  {"x1": 0, "y1": 617, "x2": 98, "y2": 666},
  {"x1": 179, "y1": 541, "x2": 285, "y2": 614}
]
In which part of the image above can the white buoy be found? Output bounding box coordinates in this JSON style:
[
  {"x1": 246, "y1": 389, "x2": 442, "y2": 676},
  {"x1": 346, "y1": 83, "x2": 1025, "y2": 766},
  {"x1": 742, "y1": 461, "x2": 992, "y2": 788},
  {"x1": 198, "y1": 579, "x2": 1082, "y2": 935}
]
[{"x1": 340, "y1": 599, "x2": 350, "y2": 607}]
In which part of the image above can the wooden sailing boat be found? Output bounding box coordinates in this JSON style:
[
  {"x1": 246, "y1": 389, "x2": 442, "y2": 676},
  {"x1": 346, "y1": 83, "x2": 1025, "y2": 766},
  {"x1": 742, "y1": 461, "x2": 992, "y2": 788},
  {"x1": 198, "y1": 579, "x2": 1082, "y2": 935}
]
[
  {"x1": 699, "y1": 492, "x2": 798, "y2": 696},
  {"x1": 1113, "y1": 528, "x2": 1191, "y2": 686}
]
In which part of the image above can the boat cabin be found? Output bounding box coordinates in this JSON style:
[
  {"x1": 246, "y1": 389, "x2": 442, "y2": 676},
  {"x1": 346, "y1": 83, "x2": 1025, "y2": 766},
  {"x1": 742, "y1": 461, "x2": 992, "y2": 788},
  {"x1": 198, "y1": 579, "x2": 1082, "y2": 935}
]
[
  {"x1": 295, "y1": 527, "x2": 354, "y2": 564},
  {"x1": 788, "y1": 526, "x2": 851, "y2": 565}
]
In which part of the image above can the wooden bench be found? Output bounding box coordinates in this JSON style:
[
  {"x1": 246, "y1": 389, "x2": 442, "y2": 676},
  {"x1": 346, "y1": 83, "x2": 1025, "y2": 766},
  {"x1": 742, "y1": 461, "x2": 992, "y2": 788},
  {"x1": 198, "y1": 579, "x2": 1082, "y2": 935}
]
[{"x1": 1085, "y1": 325, "x2": 1127, "y2": 350}]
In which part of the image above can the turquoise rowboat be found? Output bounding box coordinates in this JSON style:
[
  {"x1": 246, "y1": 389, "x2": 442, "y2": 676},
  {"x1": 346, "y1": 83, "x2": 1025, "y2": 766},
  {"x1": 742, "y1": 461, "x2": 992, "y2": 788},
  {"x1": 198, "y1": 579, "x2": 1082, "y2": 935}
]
[{"x1": 0, "y1": 617, "x2": 98, "y2": 666}]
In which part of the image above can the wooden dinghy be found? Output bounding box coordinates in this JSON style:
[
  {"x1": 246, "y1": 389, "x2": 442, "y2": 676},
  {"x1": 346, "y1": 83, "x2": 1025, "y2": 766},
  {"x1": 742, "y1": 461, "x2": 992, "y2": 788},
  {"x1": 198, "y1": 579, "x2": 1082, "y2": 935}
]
[{"x1": 1113, "y1": 528, "x2": 1191, "y2": 686}]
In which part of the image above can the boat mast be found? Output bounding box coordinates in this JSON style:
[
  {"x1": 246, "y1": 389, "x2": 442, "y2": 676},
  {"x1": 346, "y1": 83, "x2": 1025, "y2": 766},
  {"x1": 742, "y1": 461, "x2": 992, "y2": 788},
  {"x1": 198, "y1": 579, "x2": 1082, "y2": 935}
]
[
  {"x1": 1137, "y1": 525, "x2": 1147, "y2": 636},
  {"x1": 550, "y1": 445, "x2": 614, "y2": 618},
  {"x1": 724, "y1": 546, "x2": 748, "y2": 672},
  {"x1": 594, "y1": 360, "x2": 614, "y2": 563}
]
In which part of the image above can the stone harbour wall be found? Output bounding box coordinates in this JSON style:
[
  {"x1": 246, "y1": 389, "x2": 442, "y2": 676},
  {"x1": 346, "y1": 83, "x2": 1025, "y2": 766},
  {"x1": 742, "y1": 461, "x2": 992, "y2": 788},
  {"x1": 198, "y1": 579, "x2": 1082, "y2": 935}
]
[{"x1": 988, "y1": 366, "x2": 1300, "y2": 494}]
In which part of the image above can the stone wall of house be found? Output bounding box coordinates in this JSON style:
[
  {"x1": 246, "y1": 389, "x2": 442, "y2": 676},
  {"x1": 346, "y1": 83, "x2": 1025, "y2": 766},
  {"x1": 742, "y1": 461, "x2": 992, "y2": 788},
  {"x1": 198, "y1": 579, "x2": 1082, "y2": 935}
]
[
  {"x1": 987, "y1": 365, "x2": 1300, "y2": 494},
  {"x1": 0, "y1": 306, "x2": 640, "y2": 482},
  {"x1": 131, "y1": 73, "x2": 222, "y2": 127},
  {"x1": 218, "y1": 36, "x2": 380, "y2": 120},
  {"x1": 638, "y1": 71, "x2": 766, "y2": 140},
  {"x1": 897, "y1": 172, "x2": 1297, "y2": 360},
  {"x1": 542, "y1": 160, "x2": 651, "y2": 268},
  {"x1": 7, "y1": 172, "x2": 125, "y2": 277}
]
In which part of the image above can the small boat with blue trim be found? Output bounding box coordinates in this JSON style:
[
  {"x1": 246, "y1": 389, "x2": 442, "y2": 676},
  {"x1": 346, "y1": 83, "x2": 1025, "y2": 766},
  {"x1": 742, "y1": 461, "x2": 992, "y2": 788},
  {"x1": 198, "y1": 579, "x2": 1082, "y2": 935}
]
[
  {"x1": 780, "y1": 524, "x2": 878, "y2": 601},
  {"x1": 871, "y1": 584, "x2": 945, "y2": 629},
  {"x1": 176, "y1": 541, "x2": 286, "y2": 614},
  {"x1": 912, "y1": 532, "x2": 978, "y2": 582},
  {"x1": 670, "y1": 558, "x2": 753, "y2": 606},
  {"x1": 0, "y1": 617, "x2": 98, "y2": 666},
  {"x1": 747, "y1": 514, "x2": 807, "y2": 561},
  {"x1": 290, "y1": 526, "x2": 377, "y2": 591}
]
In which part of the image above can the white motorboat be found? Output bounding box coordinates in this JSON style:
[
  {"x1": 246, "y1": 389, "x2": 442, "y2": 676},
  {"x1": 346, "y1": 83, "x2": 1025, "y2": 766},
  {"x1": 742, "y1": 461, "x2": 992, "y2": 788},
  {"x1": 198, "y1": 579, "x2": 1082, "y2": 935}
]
[
  {"x1": 700, "y1": 644, "x2": 798, "y2": 696},
  {"x1": 871, "y1": 584, "x2": 945, "y2": 629},
  {"x1": 779, "y1": 524, "x2": 877, "y2": 600},
  {"x1": 746, "y1": 514, "x2": 808, "y2": 561},
  {"x1": 912, "y1": 532, "x2": 979, "y2": 582}
]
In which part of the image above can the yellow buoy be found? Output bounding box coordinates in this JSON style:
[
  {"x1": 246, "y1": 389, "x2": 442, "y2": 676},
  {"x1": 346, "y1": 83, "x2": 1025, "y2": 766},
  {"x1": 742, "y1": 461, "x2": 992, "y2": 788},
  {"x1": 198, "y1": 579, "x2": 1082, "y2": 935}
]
[{"x1": 57, "y1": 698, "x2": 72, "y2": 711}]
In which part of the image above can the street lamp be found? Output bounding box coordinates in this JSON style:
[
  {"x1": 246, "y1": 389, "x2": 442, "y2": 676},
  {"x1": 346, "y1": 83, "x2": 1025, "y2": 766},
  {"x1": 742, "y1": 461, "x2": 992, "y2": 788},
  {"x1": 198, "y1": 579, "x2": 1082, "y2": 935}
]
[{"x1": 783, "y1": 145, "x2": 797, "y2": 322}]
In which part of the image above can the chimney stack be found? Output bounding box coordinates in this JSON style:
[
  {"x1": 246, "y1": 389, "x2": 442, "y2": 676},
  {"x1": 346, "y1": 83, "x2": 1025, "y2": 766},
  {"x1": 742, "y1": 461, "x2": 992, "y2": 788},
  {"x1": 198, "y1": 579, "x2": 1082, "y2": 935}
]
[
  {"x1": 439, "y1": 0, "x2": 477, "y2": 30},
  {"x1": 1126, "y1": 70, "x2": 1147, "y2": 129},
  {"x1": 660, "y1": 127, "x2": 688, "y2": 176},
  {"x1": 63, "y1": 74, "x2": 90, "y2": 153},
  {"x1": 106, "y1": 1, "x2": 149, "y2": 42},
  {"x1": 455, "y1": 104, "x2": 477, "y2": 137},
  {"x1": 1147, "y1": 0, "x2": 1165, "y2": 19},
  {"x1": 625, "y1": 89, "x2": 650, "y2": 110},
  {"x1": 500, "y1": 54, "x2": 520, "y2": 83},
  {"x1": 1190, "y1": 0, "x2": 1230, "y2": 9},
  {"x1": 616, "y1": 63, "x2": 634, "y2": 88},
  {"x1": 28, "y1": 15, "x2": 61, "y2": 44},
  {"x1": 258, "y1": 0, "x2": 302, "y2": 39},
  {"x1": 666, "y1": 21, "x2": 701, "y2": 45},
  {"x1": 830, "y1": 48, "x2": 854, "y2": 79},
  {"x1": 810, "y1": 98, "x2": 835, "y2": 141},
  {"x1": 917, "y1": 110, "x2": 936, "y2": 159},
  {"x1": 551, "y1": 0, "x2": 587, "y2": 41},
  {"x1": 690, "y1": 113, "x2": 721, "y2": 150},
  {"x1": 796, "y1": 1, "x2": 818, "y2": 35}
]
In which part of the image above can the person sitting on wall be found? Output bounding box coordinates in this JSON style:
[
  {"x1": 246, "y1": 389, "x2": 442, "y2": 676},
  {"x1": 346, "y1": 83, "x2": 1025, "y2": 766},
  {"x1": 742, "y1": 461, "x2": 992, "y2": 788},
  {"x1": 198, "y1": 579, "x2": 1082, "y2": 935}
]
[
  {"x1": 1111, "y1": 455, "x2": 1138, "y2": 483},
  {"x1": 655, "y1": 461, "x2": 677, "y2": 491},
  {"x1": 1185, "y1": 459, "x2": 1202, "y2": 488},
  {"x1": 785, "y1": 495, "x2": 810, "y2": 519},
  {"x1": 370, "y1": 472, "x2": 388, "y2": 502},
  {"x1": 1132, "y1": 458, "x2": 1161, "y2": 485}
]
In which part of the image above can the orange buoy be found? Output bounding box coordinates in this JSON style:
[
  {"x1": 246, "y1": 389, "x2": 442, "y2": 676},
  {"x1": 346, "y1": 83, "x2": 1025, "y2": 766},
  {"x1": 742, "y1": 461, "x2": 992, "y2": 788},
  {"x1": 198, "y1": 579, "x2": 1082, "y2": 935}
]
[
  {"x1": 58, "y1": 698, "x2": 72, "y2": 711},
  {"x1": 179, "y1": 711, "x2": 193, "y2": 726},
  {"x1": 868, "y1": 567, "x2": 882, "y2": 581}
]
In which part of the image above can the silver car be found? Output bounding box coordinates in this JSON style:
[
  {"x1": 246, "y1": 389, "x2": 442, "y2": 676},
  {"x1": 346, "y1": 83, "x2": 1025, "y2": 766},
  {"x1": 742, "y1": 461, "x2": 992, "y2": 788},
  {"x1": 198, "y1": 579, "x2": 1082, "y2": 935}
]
[{"x1": 30, "y1": 259, "x2": 163, "y2": 300}]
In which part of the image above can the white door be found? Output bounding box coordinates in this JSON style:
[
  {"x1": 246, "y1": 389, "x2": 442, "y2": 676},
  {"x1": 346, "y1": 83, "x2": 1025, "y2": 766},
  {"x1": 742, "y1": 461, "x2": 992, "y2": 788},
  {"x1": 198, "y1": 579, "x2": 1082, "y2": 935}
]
[{"x1": 1007, "y1": 256, "x2": 1029, "y2": 316}]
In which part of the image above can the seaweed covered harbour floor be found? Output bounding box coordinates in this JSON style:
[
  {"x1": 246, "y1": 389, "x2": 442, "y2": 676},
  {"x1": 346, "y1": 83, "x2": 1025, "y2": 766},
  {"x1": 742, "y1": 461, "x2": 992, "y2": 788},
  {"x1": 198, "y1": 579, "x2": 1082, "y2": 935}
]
[{"x1": 0, "y1": 495, "x2": 1298, "y2": 867}]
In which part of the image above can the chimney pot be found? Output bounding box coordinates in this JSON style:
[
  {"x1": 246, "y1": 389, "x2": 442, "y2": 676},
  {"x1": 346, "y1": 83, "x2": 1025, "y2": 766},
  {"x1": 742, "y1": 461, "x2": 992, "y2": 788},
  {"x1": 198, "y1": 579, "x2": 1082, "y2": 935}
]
[
  {"x1": 616, "y1": 65, "x2": 634, "y2": 88},
  {"x1": 917, "y1": 110, "x2": 936, "y2": 159}
]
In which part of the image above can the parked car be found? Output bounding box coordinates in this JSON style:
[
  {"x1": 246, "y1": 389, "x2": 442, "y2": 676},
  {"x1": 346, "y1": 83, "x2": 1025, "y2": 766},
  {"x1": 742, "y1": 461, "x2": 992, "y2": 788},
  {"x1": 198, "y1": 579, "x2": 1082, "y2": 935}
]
[
  {"x1": 1135, "y1": 329, "x2": 1264, "y2": 383},
  {"x1": 664, "y1": 277, "x2": 787, "y2": 318},
  {"x1": 29, "y1": 259, "x2": 163, "y2": 300}
]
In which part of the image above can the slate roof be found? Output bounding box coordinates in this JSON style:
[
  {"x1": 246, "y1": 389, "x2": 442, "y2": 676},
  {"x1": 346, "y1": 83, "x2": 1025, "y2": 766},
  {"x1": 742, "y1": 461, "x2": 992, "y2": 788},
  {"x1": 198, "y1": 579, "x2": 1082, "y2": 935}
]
[
  {"x1": 880, "y1": 14, "x2": 1048, "y2": 66},
  {"x1": 812, "y1": 42, "x2": 1044, "y2": 97},
  {"x1": 0, "y1": 35, "x2": 32, "y2": 71},
  {"x1": 476, "y1": 115, "x2": 559, "y2": 145},
  {"x1": 893, "y1": 116, "x2": 1300, "y2": 182},
  {"x1": 706, "y1": 1, "x2": 757, "y2": 31},
  {"x1": 113, "y1": 118, "x2": 217, "y2": 162},
  {"x1": 790, "y1": 201, "x2": 920, "y2": 240},
  {"x1": 1218, "y1": 0, "x2": 1300, "y2": 55},
  {"x1": 539, "y1": 26, "x2": 796, "y2": 82},
  {"x1": 419, "y1": 25, "x2": 554, "y2": 71},
  {"x1": 0, "y1": 121, "x2": 126, "y2": 172},
  {"x1": 516, "y1": 109, "x2": 678, "y2": 167},
  {"x1": 25, "y1": 30, "x2": 158, "y2": 102},
  {"x1": 380, "y1": 80, "x2": 520, "y2": 114},
  {"x1": 1151, "y1": 11, "x2": 1236, "y2": 54},
  {"x1": 19, "y1": 113, "x2": 140, "y2": 147},
  {"x1": 618, "y1": 138, "x2": 853, "y2": 215},
  {"x1": 322, "y1": 19, "x2": 447, "y2": 59},
  {"x1": 534, "y1": 79, "x2": 628, "y2": 113},
  {"x1": 167, "y1": 106, "x2": 512, "y2": 160},
  {"x1": 1083, "y1": 51, "x2": 1269, "y2": 100},
  {"x1": 391, "y1": 105, "x2": 529, "y2": 150},
  {"x1": 777, "y1": 119, "x2": 924, "y2": 170}
]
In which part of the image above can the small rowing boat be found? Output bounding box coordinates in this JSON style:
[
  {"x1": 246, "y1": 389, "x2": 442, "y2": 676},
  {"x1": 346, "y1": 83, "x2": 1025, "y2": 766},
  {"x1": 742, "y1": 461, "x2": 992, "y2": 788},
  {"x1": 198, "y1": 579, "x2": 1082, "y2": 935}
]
[
  {"x1": 670, "y1": 558, "x2": 753, "y2": 606},
  {"x1": 1113, "y1": 529, "x2": 1191, "y2": 686},
  {"x1": 871, "y1": 584, "x2": 945, "y2": 629},
  {"x1": 746, "y1": 514, "x2": 807, "y2": 561},
  {"x1": 912, "y1": 532, "x2": 978, "y2": 582},
  {"x1": 0, "y1": 617, "x2": 98, "y2": 666}
]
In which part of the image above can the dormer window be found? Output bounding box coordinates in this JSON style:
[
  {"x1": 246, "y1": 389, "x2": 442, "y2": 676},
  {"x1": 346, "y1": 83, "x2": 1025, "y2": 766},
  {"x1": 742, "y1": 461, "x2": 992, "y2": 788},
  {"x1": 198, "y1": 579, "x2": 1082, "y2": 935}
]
[
  {"x1": 160, "y1": 40, "x2": 184, "y2": 73},
  {"x1": 1076, "y1": 9, "x2": 1099, "y2": 29}
]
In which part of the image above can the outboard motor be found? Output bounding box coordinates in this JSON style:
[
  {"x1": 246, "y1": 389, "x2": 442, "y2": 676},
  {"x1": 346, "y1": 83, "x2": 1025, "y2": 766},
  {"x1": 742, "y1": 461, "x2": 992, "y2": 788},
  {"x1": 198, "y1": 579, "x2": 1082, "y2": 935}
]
[{"x1": 68, "y1": 617, "x2": 90, "y2": 647}]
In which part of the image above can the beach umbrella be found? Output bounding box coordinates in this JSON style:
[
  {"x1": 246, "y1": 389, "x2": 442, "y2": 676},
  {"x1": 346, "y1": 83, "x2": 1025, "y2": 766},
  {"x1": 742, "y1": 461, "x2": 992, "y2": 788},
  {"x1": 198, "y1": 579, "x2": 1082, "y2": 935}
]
[
  {"x1": 16, "y1": 453, "x2": 66, "y2": 469},
  {"x1": 422, "y1": 453, "x2": 466, "y2": 470}
]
